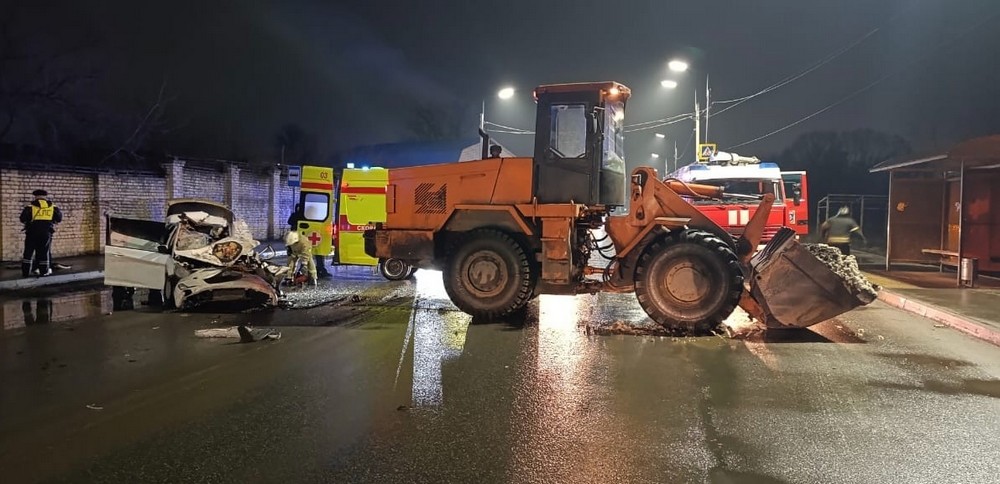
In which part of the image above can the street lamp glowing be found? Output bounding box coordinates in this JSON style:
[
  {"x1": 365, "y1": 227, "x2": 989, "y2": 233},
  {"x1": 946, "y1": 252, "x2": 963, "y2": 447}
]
[
  {"x1": 660, "y1": 79, "x2": 678, "y2": 89},
  {"x1": 655, "y1": 133, "x2": 666, "y2": 139},
  {"x1": 668, "y1": 60, "x2": 689, "y2": 72},
  {"x1": 651, "y1": 153, "x2": 660, "y2": 159},
  {"x1": 497, "y1": 87, "x2": 515, "y2": 100}
]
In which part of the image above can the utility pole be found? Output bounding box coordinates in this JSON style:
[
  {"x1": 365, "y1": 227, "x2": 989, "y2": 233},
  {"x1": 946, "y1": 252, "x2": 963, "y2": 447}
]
[
  {"x1": 694, "y1": 91, "x2": 700, "y2": 164},
  {"x1": 704, "y1": 75, "x2": 710, "y2": 143},
  {"x1": 673, "y1": 140, "x2": 678, "y2": 173},
  {"x1": 479, "y1": 99, "x2": 485, "y2": 130}
]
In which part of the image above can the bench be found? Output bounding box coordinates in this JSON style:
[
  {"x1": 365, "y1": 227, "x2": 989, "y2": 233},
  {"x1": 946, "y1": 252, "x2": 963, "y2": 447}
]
[{"x1": 922, "y1": 248, "x2": 959, "y2": 268}]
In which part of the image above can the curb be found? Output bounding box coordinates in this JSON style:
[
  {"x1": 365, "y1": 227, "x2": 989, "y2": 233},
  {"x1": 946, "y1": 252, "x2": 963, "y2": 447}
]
[
  {"x1": 0, "y1": 271, "x2": 105, "y2": 291},
  {"x1": 877, "y1": 288, "x2": 1000, "y2": 347}
]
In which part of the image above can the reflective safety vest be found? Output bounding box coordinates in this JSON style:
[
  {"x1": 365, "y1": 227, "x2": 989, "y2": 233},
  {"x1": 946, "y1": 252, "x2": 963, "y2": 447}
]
[{"x1": 31, "y1": 200, "x2": 56, "y2": 222}]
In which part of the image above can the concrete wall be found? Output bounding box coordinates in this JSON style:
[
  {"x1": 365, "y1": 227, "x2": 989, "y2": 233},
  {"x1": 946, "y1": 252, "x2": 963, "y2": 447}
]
[{"x1": 0, "y1": 160, "x2": 291, "y2": 261}]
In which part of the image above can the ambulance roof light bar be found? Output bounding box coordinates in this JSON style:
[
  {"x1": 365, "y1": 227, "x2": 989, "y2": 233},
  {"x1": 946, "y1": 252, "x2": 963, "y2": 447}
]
[{"x1": 699, "y1": 150, "x2": 761, "y2": 166}]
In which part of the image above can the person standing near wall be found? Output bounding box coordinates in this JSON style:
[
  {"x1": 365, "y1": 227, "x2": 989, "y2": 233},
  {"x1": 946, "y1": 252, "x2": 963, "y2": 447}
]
[{"x1": 20, "y1": 189, "x2": 63, "y2": 277}]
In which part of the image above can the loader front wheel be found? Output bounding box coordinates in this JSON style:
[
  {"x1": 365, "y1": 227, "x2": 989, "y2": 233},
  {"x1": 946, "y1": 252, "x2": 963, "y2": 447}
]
[
  {"x1": 444, "y1": 229, "x2": 535, "y2": 320},
  {"x1": 634, "y1": 230, "x2": 743, "y2": 335}
]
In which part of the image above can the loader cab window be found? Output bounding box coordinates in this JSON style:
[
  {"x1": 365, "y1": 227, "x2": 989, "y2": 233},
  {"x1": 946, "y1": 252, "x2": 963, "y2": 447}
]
[
  {"x1": 302, "y1": 193, "x2": 330, "y2": 222},
  {"x1": 603, "y1": 101, "x2": 625, "y2": 174},
  {"x1": 549, "y1": 104, "x2": 587, "y2": 158}
]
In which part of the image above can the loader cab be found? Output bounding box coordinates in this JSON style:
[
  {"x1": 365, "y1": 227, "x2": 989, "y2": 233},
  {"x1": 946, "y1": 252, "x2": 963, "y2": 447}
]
[{"x1": 532, "y1": 82, "x2": 630, "y2": 207}]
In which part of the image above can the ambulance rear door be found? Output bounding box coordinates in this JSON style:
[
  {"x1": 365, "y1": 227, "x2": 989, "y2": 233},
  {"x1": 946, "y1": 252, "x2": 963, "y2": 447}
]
[{"x1": 297, "y1": 165, "x2": 335, "y2": 256}]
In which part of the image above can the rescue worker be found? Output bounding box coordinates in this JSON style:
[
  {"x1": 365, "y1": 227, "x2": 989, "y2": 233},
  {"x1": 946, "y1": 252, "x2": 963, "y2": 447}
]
[
  {"x1": 820, "y1": 206, "x2": 866, "y2": 256},
  {"x1": 20, "y1": 189, "x2": 63, "y2": 277},
  {"x1": 287, "y1": 203, "x2": 332, "y2": 279},
  {"x1": 489, "y1": 144, "x2": 502, "y2": 158},
  {"x1": 284, "y1": 231, "x2": 317, "y2": 286}
]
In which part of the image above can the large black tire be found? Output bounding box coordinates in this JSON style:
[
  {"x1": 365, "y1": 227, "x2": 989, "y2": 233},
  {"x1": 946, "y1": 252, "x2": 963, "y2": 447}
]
[
  {"x1": 379, "y1": 258, "x2": 413, "y2": 281},
  {"x1": 634, "y1": 229, "x2": 743, "y2": 335},
  {"x1": 443, "y1": 229, "x2": 535, "y2": 320}
]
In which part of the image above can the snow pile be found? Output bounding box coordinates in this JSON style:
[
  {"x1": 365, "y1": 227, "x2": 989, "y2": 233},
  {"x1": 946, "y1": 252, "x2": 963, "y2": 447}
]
[{"x1": 804, "y1": 244, "x2": 879, "y2": 303}]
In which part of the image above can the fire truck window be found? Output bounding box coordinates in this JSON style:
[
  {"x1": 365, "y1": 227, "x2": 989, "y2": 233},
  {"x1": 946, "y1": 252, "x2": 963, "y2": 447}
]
[
  {"x1": 303, "y1": 193, "x2": 329, "y2": 222},
  {"x1": 549, "y1": 104, "x2": 587, "y2": 158}
]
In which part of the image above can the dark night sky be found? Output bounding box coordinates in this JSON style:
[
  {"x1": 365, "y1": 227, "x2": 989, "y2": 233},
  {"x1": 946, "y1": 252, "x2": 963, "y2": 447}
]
[{"x1": 7, "y1": 0, "x2": 1000, "y2": 163}]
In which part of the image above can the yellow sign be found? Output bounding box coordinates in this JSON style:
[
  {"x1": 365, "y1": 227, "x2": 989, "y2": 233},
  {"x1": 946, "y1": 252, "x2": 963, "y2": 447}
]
[{"x1": 697, "y1": 143, "x2": 717, "y2": 161}]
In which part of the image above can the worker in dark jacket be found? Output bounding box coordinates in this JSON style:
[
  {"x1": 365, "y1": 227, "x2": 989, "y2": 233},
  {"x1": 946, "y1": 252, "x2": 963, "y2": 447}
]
[
  {"x1": 820, "y1": 206, "x2": 866, "y2": 256},
  {"x1": 20, "y1": 189, "x2": 63, "y2": 277}
]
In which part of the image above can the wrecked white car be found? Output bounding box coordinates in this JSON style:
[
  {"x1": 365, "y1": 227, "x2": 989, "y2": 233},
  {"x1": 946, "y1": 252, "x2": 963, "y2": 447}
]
[{"x1": 104, "y1": 199, "x2": 289, "y2": 310}]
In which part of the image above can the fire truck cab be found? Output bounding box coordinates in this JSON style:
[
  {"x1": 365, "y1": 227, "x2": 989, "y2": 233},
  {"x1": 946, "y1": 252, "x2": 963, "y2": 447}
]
[{"x1": 669, "y1": 152, "x2": 793, "y2": 243}]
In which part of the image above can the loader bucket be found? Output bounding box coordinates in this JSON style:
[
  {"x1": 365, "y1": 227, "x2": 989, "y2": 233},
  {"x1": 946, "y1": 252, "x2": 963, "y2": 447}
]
[{"x1": 748, "y1": 228, "x2": 876, "y2": 329}]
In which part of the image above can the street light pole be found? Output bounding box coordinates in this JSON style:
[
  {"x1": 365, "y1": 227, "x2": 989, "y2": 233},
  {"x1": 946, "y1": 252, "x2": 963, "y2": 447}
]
[
  {"x1": 673, "y1": 140, "x2": 678, "y2": 173},
  {"x1": 479, "y1": 99, "x2": 485, "y2": 130},
  {"x1": 694, "y1": 92, "x2": 700, "y2": 163},
  {"x1": 704, "y1": 74, "x2": 710, "y2": 144}
]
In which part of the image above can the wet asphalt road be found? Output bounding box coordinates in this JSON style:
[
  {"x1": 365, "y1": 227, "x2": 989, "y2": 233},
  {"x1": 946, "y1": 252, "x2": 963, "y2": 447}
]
[{"x1": 1, "y1": 266, "x2": 999, "y2": 484}]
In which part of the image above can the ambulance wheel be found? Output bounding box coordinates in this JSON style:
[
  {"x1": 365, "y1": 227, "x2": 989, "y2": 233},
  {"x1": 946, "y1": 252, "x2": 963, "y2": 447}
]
[
  {"x1": 634, "y1": 229, "x2": 743, "y2": 335},
  {"x1": 379, "y1": 258, "x2": 413, "y2": 281},
  {"x1": 443, "y1": 229, "x2": 535, "y2": 321}
]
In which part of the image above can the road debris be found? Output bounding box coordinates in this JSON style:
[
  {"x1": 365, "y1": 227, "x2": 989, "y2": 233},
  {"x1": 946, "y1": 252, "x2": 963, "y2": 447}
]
[
  {"x1": 194, "y1": 325, "x2": 280, "y2": 342},
  {"x1": 585, "y1": 320, "x2": 673, "y2": 336},
  {"x1": 804, "y1": 243, "x2": 880, "y2": 303},
  {"x1": 85, "y1": 404, "x2": 104, "y2": 411}
]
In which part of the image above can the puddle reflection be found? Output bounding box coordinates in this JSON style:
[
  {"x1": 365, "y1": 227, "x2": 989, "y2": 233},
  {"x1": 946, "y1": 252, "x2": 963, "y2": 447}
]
[
  {"x1": 1, "y1": 289, "x2": 111, "y2": 332},
  {"x1": 407, "y1": 270, "x2": 470, "y2": 406},
  {"x1": 536, "y1": 295, "x2": 585, "y2": 389}
]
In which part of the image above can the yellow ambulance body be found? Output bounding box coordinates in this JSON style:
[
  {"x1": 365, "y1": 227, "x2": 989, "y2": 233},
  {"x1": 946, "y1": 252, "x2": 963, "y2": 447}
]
[{"x1": 294, "y1": 166, "x2": 413, "y2": 280}]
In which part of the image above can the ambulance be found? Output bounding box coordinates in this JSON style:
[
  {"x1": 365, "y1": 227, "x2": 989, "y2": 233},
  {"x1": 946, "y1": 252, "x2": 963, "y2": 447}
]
[{"x1": 294, "y1": 165, "x2": 415, "y2": 280}]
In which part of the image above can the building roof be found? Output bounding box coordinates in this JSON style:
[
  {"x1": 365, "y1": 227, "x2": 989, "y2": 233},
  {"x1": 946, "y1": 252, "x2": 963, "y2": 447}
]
[{"x1": 870, "y1": 134, "x2": 1000, "y2": 173}]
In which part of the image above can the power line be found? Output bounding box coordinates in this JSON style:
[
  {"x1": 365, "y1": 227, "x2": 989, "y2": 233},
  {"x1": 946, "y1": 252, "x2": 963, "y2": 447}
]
[
  {"x1": 484, "y1": 120, "x2": 532, "y2": 133},
  {"x1": 728, "y1": 7, "x2": 1000, "y2": 150},
  {"x1": 710, "y1": 0, "x2": 926, "y2": 118}
]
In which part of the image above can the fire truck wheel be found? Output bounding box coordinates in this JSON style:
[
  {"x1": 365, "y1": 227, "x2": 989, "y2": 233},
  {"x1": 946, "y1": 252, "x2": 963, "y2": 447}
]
[
  {"x1": 634, "y1": 229, "x2": 743, "y2": 335},
  {"x1": 444, "y1": 229, "x2": 535, "y2": 321},
  {"x1": 379, "y1": 258, "x2": 412, "y2": 281}
]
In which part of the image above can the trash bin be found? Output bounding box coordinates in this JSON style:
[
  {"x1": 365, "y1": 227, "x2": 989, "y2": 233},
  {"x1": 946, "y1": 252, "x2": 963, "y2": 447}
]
[{"x1": 959, "y1": 257, "x2": 978, "y2": 288}]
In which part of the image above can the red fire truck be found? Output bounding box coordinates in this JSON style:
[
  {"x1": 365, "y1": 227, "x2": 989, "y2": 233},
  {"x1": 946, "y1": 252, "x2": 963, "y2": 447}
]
[{"x1": 669, "y1": 152, "x2": 809, "y2": 243}]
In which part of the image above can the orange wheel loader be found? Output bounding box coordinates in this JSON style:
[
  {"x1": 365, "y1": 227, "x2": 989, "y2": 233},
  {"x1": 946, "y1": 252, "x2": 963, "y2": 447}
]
[{"x1": 365, "y1": 82, "x2": 874, "y2": 334}]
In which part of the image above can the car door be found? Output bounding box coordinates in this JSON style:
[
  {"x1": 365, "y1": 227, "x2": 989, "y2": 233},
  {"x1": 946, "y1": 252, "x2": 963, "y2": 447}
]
[{"x1": 104, "y1": 216, "x2": 171, "y2": 290}]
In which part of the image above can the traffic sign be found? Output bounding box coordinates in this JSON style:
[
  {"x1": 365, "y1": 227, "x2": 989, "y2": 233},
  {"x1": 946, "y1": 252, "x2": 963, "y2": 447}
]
[
  {"x1": 697, "y1": 143, "x2": 717, "y2": 161},
  {"x1": 287, "y1": 165, "x2": 301, "y2": 187}
]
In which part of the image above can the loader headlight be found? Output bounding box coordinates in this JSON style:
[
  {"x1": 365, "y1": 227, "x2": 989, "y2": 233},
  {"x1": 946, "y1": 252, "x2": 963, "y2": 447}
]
[{"x1": 212, "y1": 241, "x2": 242, "y2": 263}]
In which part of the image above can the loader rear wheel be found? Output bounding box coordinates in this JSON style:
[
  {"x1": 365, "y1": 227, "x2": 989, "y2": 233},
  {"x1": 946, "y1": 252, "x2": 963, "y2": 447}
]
[
  {"x1": 634, "y1": 230, "x2": 743, "y2": 335},
  {"x1": 444, "y1": 229, "x2": 535, "y2": 320}
]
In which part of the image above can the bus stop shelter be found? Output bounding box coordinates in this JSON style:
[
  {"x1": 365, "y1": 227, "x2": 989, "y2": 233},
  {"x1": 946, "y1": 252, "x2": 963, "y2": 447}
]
[{"x1": 870, "y1": 135, "x2": 1000, "y2": 285}]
